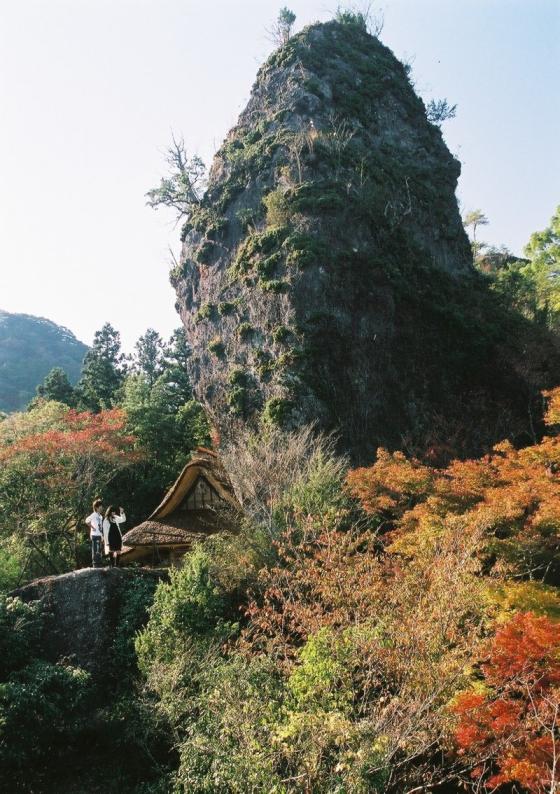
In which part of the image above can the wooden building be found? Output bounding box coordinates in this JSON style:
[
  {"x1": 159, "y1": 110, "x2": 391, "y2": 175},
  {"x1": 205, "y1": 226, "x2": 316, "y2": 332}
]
[{"x1": 120, "y1": 448, "x2": 240, "y2": 566}]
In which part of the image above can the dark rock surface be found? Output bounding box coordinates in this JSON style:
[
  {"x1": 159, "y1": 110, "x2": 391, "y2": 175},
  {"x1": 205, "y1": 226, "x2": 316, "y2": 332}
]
[
  {"x1": 11, "y1": 567, "x2": 164, "y2": 675},
  {"x1": 174, "y1": 20, "x2": 558, "y2": 462}
]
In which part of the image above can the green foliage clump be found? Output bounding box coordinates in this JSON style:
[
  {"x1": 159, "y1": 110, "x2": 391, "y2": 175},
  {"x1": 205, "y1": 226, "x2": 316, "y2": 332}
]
[
  {"x1": 285, "y1": 180, "x2": 347, "y2": 214},
  {"x1": 226, "y1": 386, "x2": 251, "y2": 416},
  {"x1": 272, "y1": 324, "x2": 292, "y2": 343},
  {"x1": 256, "y1": 251, "x2": 282, "y2": 279},
  {"x1": 236, "y1": 206, "x2": 262, "y2": 231},
  {"x1": 227, "y1": 369, "x2": 255, "y2": 416},
  {"x1": 0, "y1": 594, "x2": 92, "y2": 785},
  {"x1": 106, "y1": 575, "x2": 160, "y2": 688},
  {"x1": 196, "y1": 241, "x2": 216, "y2": 264},
  {"x1": 335, "y1": 9, "x2": 368, "y2": 30},
  {"x1": 208, "y1": 337, "x2": 225, "y2": 357},
  {"x1": 218, "y1": 301, "x2": 236, "y2": 316},
  {"x1": 228, "y1": 367, "x2": 250, "y2": 387},
  {"x1": 231, "y1": 226, "x2": 290, "y2": 276},
  {"x1": 136, "y1": 546, "x2": 235, "y2": 672},
  {"x1": 254, "y1": 349, "x2": 275, "y2": 379},
  {"x1": 0, "y1": 596, "x2": 42, "y2": 678},
  {"x1": 0, "y1": 659, "x2": 92, "y2": 778},
  {"x1": 237, "y1": 322, "x2": 254, "y2": 341},
  {"x1": 194, "y1": 302, "x2": 216, "y2": 323},
  {"x1": 263, "y1": 187, "x2": 292, "y2": 227},
  {"x1": 260, "y1": 278, "x2": 290, "y2": 293},
  {"x1": 262, "y1": 396, "x2": 294, "y2": 426},
  {"x1": 285, "y1": 232, "x2": 330, "y2": 269}
]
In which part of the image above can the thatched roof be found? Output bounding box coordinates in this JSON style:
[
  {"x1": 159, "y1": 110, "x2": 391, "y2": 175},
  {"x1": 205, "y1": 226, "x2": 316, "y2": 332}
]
[
  {"x1": 122, "y1": 510, "x2": 234, "y2": 548},
  {"x1": 121, "y1": 448, "x2": 240, "y2": 552},
  {"x1": 148, "y1": 447, "x2": 239, "y2": 521}
]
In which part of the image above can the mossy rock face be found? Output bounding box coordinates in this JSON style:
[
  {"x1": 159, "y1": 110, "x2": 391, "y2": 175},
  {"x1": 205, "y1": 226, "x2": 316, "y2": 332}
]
[{"x1": 175, "y1": 20, "x2": 559, "y2": 461}]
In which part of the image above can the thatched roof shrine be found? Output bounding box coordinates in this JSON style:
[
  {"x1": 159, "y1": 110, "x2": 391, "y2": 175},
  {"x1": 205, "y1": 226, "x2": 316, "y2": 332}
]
[{"x1": 121, "y1": 447, "x2": 240, "y2": 565}]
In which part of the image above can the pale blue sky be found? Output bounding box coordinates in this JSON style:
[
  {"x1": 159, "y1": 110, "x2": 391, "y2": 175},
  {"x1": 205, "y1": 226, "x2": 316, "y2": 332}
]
[{"x1": 0, "y1": 0, "x2": 558, "y2": 352}]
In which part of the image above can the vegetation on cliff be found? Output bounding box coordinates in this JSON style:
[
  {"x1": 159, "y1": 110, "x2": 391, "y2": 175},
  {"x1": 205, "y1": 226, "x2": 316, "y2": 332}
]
[
  {"x1": 1, "y1": 11, "x2": 558, "y2": 794},
  {"x1": 172, "y1": 17, "x2": 559, "y2": 462},
  {"x1": 132, "y1": 386, "x2": 560, "y2": 793}
]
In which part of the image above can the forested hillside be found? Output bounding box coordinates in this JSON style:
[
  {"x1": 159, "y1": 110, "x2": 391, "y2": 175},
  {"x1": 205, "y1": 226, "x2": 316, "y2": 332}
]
[{"x1": 0, "y1": 310, "x2": 88, "y2": 412}]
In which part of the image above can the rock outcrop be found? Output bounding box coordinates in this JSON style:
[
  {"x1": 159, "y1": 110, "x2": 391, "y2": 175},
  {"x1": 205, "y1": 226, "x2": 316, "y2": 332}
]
[
  {"x1": 174, "y1": 19, "x2": 557, "y2": 461},
  {"x1": 11, "y1": 568, "x2": 163, "y2": 675}
]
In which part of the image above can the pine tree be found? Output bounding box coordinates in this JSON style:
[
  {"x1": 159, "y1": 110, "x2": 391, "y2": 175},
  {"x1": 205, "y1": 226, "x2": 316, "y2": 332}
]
[
  {"x1": 134, "y1": 328, "x2": 166, "y2": 387},
  {"x1": 76, "y1": 323, "x2": 126, "y2": 412},
  {"x1": 162, "y1": 328, "x2": 192, "y2": 403},
  {"x1": 33, "y1": 367, "x2": 75, "y2": 407}
]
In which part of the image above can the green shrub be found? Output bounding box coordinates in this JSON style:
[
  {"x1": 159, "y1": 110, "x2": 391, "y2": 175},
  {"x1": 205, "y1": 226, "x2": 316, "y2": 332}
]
[
  {"x1": 196, "y1": 242, "x2": 215, "y2": 264},
  {"x1": 272, "y1": 325, "x2": 292, "y2": 343},
  {"x1": 136, "y1": 546, "x2": 236, "y2": 674},
  {"x1": 226, "y1": 385, "x2": 250, "y2": 416},
  {"x1": 261, "y1": 278, "x2": 290, "y2": 293},
  {"x1": 208, "y1": 337, "x2": 225, "y2": 357},
  {"x1": 195, "y1": 303, "x2": 216, "y2": 323},
  {"x1": 237, "y1": 322, "x2": 254, "y2": 341},
  {"x1": 236, "y1": 207, "x2": 261, "y2": 231},
  {"x1": 263, "y1": 188, "x2": 292, "y2": 227},
  {"x1": 218, "y1": 301, "x2": 236, "y2": 316},
  {"x1": 106, "y1": 575, "x2": 159, "y2": 689},
  {"x1": 0, "y1": 659, "x2": 91, "y2": 776},
  {"x1": 0, "y1": 596, "x2": 43, "y2": 679},
  {"x1": 228, "y1": 367, "x2": 250, "y2": 387},
  {"x1": 262, "y1": 397, "x2": 294, "y2": 426},
  {"x1": 256, "y1": 252, "x2": 282, "y2": 279}
]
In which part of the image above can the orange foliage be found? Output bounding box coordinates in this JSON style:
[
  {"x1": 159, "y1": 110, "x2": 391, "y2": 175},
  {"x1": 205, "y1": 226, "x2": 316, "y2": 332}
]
[
  {"x1": 454, "y1": 612, "x2": 560, "y2": 793},
  {"x1": 0, "y1": 408, "x2": 137, "y2": 464},
  {"x1": 346, "y1": 387, "x2": 560, "y2": 582},
  {"x1": 243, "y1": 524, "x2": 387, "y2": 662}
]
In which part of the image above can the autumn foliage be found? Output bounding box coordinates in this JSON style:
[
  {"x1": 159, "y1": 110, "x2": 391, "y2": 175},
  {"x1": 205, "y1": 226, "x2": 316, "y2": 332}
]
[
  {"x1": 346, "y1": 388, "x2": 560, "y2": 583},
  {"x1": 0, "y1": 401, "x2": 140, "y2": 577},
  {"x1": 341, "y1": 387, "x2": 560, "y2": 791},
  {"x1": 454, "y1": 612, "x2": 560, "y2": 793}
]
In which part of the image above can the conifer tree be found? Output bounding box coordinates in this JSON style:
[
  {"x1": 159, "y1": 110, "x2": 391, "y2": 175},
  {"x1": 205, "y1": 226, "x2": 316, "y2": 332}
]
[
  {"x1": 76, "y1": 323, "x2": 126, "y2": 412},
  {"x1": 33, "y1": 367, "x2": 75, "y2": 407},
  {"x1": 133, "y1": 328, "x2": 166, "y2": 387}
]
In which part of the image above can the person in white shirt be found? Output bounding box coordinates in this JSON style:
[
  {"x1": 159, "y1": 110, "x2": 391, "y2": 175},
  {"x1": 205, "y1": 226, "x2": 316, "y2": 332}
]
[
  {"x1": 85, "y1": 498, "x2": 104, "y2": 568},
  {"x1": 103, "y1": 506, "x2": 126, "y2": 567}
]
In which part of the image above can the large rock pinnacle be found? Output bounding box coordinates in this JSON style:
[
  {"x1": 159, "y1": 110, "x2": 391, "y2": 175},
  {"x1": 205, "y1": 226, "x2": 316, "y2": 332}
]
[{"x1": 173, "y1": 19, "x2": 556, "y2": 461}]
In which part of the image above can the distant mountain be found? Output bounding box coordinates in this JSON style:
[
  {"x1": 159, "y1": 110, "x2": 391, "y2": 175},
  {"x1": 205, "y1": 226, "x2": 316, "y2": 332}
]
[{"x1": 0, "y1": 310, "x2": 88, "y2": 412}]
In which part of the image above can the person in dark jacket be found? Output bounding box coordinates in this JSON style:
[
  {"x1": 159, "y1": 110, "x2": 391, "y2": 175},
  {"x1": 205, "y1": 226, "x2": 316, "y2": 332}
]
[{"x1": 103, "y1": 505, "x2": 126, "y2": 567}]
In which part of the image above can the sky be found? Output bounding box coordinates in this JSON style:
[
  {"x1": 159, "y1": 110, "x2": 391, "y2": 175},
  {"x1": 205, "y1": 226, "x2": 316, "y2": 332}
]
[{"x1": 0, "y1": 0, "x2": 558, "y2": 352}]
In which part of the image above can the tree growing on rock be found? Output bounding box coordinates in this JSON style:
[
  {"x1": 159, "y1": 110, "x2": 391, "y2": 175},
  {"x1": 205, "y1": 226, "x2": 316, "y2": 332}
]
[
  {"x1": 267, "y1": 7, "x2": 296, "y2": 46},
  {"x1": 146, "y1": 135, "x2": 206, "y2": 223}
]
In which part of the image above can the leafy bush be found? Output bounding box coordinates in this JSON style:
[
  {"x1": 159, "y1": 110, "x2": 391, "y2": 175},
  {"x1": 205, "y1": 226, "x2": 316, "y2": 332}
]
[
  {"x1": 194, "y1": 302, "x2": 216, "y2": 323},
  {"x1": 0, "y1": 659, "x2": 91, "y2": 779},
  {"x1": 263, "y1": 188, "x2": 292, "y2": 227},
  {"x1": 262, "y1": 396, "x2": 294, "y2": 426},
  {"x1": 0, "y1": 596, "x2": 42, "y2": 678},
  {"x1": 208, "y1": 337, "x2": 225, "y2": 357},
  {"x1": 237, "y1": 322, "x2": 254, "y2": 340}
]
